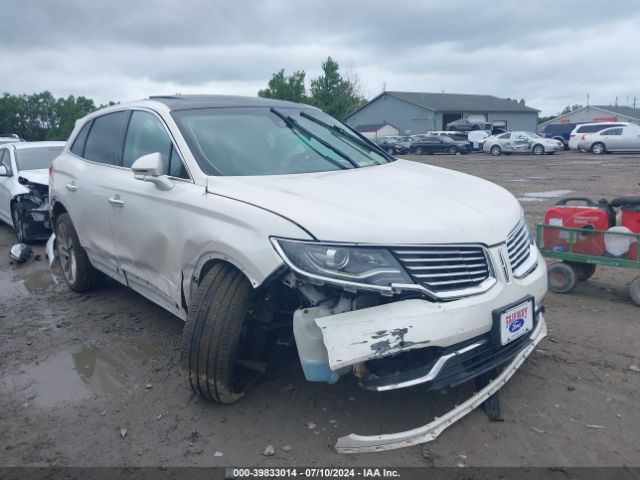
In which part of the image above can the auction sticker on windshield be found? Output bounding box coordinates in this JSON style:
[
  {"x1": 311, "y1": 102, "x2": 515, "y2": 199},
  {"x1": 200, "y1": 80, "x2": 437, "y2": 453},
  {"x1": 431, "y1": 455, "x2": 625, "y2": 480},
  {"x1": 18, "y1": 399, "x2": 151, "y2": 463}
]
[{"x1": 496, "y1": 298, "x2": 534, "y2": 345}]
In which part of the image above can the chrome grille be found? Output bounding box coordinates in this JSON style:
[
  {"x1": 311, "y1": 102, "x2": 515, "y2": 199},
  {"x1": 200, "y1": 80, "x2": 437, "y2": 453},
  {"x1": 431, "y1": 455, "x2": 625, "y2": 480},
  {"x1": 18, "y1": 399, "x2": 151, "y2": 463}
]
[
  {"x1": 507, "y1": 220, "x2": 536, "y2": 278},
  {"x1": 392, "y1": 245, "x2": 492, "y2": 296}
]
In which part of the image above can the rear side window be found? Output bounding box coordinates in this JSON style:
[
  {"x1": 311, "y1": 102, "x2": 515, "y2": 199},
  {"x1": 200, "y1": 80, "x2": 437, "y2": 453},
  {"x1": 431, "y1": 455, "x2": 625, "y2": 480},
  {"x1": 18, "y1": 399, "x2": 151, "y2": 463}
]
[
  {"x1": 70, "y1": 121, "x2": 92, "y2": 157},
  {"x1": 84, "y1": 111, "x2": 128, "y2": 165},
  {"x1": 577, "y1": 124, "x2": 623, "y2": 134},
  {"x1": 601, "y1": 128, "x2": 622, "y2": 136}
]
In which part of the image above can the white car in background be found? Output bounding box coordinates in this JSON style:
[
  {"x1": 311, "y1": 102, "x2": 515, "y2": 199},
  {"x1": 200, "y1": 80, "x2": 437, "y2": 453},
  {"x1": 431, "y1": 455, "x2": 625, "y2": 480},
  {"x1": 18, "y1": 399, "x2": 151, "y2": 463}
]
[
  {"x1": 568, "y1": 122, "x2": 630, "y2": 150},
  {"x1": 0, "y1": 141, "x2": 65, "y2": 242},
  {"x1": 577, "y1": 125, "x2": 640, "y2": 154},
  {"x1": 47, "y1": 95, "x2": 547, "y2": 452},
  {"x1": 483, "y1": 131, "x2": 563, "y2": 156}
]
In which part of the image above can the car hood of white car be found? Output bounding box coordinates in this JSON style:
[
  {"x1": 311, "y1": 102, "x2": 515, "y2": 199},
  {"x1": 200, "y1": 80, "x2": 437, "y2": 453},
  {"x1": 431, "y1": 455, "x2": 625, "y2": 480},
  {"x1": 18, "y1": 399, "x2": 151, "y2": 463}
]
[
  {"x1": 206, "y1": 159, "x2": 522, "y2": 245},
  {"x1": 17, "y1": 169, "x2": 49, "y2": 186}
]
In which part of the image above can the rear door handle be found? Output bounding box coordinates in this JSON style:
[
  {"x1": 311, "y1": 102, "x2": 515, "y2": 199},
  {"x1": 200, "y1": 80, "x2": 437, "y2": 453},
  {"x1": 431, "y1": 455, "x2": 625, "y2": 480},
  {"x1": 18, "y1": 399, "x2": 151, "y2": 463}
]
[
  {"x1": 108, "y1": 197, "x2": 124, "y2": 207},
  {"x1": 65, "y1": 183, "x2": 77, "y2": 192}
]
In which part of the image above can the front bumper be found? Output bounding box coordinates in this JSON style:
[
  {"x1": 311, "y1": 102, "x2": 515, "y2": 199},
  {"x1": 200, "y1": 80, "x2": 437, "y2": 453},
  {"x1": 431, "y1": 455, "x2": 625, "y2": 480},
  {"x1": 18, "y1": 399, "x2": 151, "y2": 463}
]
[
  {"x1": 335, "y1": 314, "x2": 547, "y2": 453},
  {"x1": 315, "y1": 248, "x2": 547, "y2": 371}
]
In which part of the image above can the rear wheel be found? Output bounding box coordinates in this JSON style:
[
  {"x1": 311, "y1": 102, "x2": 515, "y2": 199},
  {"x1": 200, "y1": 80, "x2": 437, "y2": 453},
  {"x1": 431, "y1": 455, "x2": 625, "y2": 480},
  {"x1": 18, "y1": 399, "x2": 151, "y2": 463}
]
[
  {"x1": 490, "y1": 145, "x2": 501, "y2": 156},
  {"x1": 630, "y1": 276, "x2": 640, "y2": 306},
  {"x1": 548, "y1": 262, "x2": 577, "y2": 293},
  {"x1": 532, "y1": 144, "x2": 545, "y2": 155},
  {"x1": 56, "y1": 213, "x2": 104, "y2": 292},
  {"x1": 448, "y1": 146, "x2": 457, "y2": 155},
  {"x1": 180, "y1": 263, "x2": 259, "y2": 404},
  {"x1": 415, "y1": 146, "x2": 424, "y2": 155},
  {"x1": 564, "y1": 261, "x2": 596, "y2": 281},
  {"x1": 591, "y1": 142, "x2": 606, "y2": 154}
]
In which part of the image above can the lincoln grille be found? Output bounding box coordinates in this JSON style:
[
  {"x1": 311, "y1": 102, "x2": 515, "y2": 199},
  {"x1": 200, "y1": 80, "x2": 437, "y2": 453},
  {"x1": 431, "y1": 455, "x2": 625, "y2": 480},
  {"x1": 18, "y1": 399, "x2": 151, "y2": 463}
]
[
  {"x1": 507, "y1": 220, "x2": 535, "y2": 277},
  {"x1": 392, "y1": 245, "x2": 491, "y2": 294}
]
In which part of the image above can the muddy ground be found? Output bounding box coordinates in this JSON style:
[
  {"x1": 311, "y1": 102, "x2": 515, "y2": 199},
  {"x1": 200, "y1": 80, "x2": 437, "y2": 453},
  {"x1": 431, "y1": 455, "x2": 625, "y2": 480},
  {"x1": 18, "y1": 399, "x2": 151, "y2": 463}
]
[{"x1": 0, "y1": 151, "x2": 639, "y2": 468}]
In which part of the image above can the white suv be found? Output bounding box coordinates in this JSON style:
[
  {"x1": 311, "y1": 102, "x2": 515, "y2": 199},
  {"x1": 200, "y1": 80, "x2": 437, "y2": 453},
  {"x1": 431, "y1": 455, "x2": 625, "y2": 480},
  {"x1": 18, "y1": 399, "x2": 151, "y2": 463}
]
[{"x1": 48, "y1": 95, "x2": 547, "y2": 452}]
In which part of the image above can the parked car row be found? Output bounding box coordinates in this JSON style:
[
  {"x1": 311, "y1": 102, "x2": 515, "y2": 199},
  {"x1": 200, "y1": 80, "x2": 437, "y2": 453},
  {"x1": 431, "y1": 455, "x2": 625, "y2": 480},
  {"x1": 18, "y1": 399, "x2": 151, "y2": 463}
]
[
  {"x1": 540, "y1": 121, "x2": 640, "y2": 153},
  {"x1": 481, "y1": 131, "x2": 564, "y2": 156}
]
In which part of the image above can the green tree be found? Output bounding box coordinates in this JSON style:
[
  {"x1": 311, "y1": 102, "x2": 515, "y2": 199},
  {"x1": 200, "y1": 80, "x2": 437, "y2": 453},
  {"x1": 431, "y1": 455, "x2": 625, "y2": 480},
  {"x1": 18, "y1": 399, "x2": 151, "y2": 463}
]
[
  {"x1": 309, "y1": 57, "x2": 366, "y2": 120},
  {"x1": 258, "y1": 69, "x2": 307, "y2": 103}
]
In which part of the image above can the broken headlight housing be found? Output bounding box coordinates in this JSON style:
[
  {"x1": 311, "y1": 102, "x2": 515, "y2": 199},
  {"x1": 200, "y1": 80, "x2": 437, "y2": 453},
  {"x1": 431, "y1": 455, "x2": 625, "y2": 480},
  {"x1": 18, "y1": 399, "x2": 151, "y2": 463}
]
[{"x1": 272, "y1": 238, "x2": 412, "y2": 290}]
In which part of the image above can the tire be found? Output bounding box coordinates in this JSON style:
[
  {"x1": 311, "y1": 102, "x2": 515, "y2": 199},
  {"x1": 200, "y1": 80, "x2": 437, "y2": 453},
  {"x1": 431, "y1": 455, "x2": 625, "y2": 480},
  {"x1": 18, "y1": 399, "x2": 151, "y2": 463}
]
[
  {"x1": 180, "y1": 263, "x2": 257, "y2": 404},
  {"x1": 55, "y1": 213, "x2": 104, "y2": 292},
  {"x1": 547, "y1": 262, "x2": 577, "y2": 294},
  {"x1": 415, "y1": 146, "x2": 424, "y2": 155},
  {"x1": 630, "y1": 276, "x2": 640, "y2": 306},
  {"x1": 490, "y1": 145, "x2": 501, "y2": 156},
  {"x1": 532, "y1": 144, "x2": 545, "y2": 155},
  {"x1": 591, "y1": 142, "x2": 605, "y2": 155},
  {"x1": 448, "y1": 146, "x2": 457, "y2": 155},
  {"x1": 564, "y1": 261, "x2": 596, "y2": 281},
  {"x1": 11, "y1": 203, "x2": 29, "y2": 243}
]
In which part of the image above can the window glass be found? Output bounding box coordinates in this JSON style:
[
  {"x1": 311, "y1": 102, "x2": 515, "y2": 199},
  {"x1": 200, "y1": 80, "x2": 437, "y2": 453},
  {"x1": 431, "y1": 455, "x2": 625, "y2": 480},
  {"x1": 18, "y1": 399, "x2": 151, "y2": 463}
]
[
  {"x1": 0, "y1": 149, "x2": 11, "y2": 175},
  {"x1": 498, "y1": 133, "x2": 510, "y2": 139},
  {"x1": 122, "y1": 111, "x2": 189, "y2": 179},
  {"x1": 601, "y1": 128, "x2": 622, "y2": 136},
  {"x1": 84, "y1": 111, "x2": 128, "y2": 165},
  {"x1": 15, "y1": 146, "x2": 63, "y2": 171},
  {"x1": 172, "y1": 107, "x2": 388, "y2": 176},
  {"x1": 70, "y1": 121, "x2": 92, "y2": 157}
]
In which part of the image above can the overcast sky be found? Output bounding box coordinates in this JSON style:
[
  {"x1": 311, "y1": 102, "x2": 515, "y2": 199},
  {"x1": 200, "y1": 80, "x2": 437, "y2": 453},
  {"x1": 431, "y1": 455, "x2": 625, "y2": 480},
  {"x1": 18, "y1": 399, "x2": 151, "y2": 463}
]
[{"x1": 1, "y1": 0, "x2": 639, "y2": 116}]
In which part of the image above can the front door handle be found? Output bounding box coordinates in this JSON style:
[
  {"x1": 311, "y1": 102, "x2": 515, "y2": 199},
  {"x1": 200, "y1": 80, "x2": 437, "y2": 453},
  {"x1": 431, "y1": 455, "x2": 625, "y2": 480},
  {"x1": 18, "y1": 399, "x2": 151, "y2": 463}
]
[
  {"x1": 108, "y1": 196, "x2": 124, "y2": 207},
  {"x1": 65, "y1": 183, "x2": 77, "y2": 192}
]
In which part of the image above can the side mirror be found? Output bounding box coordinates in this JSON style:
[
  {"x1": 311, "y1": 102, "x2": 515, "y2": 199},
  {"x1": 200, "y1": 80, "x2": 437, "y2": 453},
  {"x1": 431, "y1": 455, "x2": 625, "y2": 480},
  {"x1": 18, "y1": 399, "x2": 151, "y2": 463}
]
[
  {"x1": 0, "y1": 165, "x2": 9, "y2": 176},
  {"x1": 131, "y1": 152, "x2": 174, "y2": 191}
]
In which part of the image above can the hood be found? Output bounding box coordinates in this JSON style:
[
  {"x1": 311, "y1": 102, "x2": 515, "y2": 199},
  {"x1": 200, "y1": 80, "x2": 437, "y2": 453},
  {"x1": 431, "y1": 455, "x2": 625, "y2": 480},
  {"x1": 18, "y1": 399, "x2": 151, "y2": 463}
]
[
  {"x1": 17, "y1": 169, "x2": 49, "y2": 187},
  {"x1": 206, "y1": 159, "x2": 522, "y2": 245}
]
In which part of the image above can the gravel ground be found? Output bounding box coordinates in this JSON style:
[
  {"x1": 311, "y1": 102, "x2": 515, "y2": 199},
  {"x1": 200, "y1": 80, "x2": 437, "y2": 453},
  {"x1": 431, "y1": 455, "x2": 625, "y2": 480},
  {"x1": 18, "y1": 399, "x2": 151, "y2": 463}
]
[{"x1": 0, "y1": 150, "x2": 639, "y2": 467}]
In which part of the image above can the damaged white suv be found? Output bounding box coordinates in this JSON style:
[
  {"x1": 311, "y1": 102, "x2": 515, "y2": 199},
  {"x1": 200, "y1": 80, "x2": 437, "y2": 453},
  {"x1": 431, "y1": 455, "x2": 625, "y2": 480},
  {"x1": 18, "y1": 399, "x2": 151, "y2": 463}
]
[{"x1": 48, "y1": 95, "x2": 547, "y2": 452}]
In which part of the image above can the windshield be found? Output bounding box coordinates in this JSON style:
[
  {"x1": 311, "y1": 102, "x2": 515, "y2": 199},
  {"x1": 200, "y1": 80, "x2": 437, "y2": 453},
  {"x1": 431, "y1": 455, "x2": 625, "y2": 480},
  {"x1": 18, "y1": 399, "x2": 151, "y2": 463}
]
[
  {"x1": 15, "y1": 146, "x2": 63, "y2": 171},
  {"x1": 172, "y1": 107, "x2": 390, "y2": 176}
]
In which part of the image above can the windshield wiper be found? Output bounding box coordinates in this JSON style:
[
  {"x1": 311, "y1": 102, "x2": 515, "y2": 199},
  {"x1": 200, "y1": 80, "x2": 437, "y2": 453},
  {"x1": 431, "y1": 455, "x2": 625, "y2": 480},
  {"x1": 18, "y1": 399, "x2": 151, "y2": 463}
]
[
  {"x1": 270, "y1": 108, "x2": 360, "y2": 169},
  {"x1": 299, "y1": 111, "x2": 393, "y2": 162}
]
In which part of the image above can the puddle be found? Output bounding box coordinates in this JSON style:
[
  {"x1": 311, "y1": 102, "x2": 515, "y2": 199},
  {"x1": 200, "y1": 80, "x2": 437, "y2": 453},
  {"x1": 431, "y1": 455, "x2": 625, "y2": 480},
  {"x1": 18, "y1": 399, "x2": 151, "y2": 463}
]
[
  {"x1": 2, "y1": 347, "x2": 128, "y2": 407},
  {"x1": 518, "y1": 197, "x2": 545, "y2": 202},
  {"x1": 0, "y1": 269, "x2": 58, "y2": 299},
  {"x1": 523, "y1": 190, "x2": 573, "y2": 199}
]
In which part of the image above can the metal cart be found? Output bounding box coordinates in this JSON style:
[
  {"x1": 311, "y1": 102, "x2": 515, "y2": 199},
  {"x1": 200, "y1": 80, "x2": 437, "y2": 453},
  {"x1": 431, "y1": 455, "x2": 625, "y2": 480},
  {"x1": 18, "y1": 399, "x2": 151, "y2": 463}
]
[{"x1": 535, "y1": 224, "x2": 640, "y2": 306}]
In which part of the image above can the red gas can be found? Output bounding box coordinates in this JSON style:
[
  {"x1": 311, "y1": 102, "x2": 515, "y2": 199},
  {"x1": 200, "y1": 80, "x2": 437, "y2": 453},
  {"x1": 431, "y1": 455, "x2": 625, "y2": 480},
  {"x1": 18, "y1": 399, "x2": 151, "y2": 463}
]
[
  {"x1": 621, "y1": 207, "x2": 640, "y2": 234},
  {"x1": 543, "y1": 198, "x2": 612, "y2": 256}
]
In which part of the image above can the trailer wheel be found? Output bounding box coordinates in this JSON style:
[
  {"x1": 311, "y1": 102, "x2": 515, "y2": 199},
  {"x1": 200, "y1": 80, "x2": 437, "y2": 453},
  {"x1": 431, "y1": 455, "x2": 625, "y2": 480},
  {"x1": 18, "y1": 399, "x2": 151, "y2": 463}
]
[
  {"x1": 564, "y1": 261, "x2": 596, "y2": 281},
  {"x1": 630, "y1": 276, "x2": 640, "y2": 306},
  {"x1": 548, "y1": 262, "x2": 577, "y2": 293}
]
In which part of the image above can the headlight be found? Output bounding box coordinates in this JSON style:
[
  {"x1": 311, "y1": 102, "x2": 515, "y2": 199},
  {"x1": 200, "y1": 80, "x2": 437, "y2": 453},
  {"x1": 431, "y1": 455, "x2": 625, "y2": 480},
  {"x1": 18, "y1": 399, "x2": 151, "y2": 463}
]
[{"x1": 271, "y1": 238, "x2": 412, "y2": 290}]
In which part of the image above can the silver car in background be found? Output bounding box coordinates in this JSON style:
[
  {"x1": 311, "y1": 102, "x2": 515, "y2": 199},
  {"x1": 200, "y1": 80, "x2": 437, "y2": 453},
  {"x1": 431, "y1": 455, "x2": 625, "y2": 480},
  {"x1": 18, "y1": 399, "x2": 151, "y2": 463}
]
[
  {"x1": 577, "y1": 125, "x2": 640, "y2": 154},
  {"x1": 483, "y1": 131, "x2": 564, "y2": 156}
]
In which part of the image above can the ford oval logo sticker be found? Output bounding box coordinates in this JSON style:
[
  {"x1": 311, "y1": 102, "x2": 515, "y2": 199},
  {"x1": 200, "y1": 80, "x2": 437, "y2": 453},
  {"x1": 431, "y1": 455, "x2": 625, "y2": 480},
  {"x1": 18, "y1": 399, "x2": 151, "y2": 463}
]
[{"x1": 509, "y1": 318, "x2": 525, "y2": 333}]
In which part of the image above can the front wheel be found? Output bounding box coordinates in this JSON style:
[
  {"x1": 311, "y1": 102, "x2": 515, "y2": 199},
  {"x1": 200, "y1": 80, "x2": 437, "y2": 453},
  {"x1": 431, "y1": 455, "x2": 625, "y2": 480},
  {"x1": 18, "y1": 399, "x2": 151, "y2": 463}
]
[
  {"x1": 448, "y1": 146, "x2": 457, "y2": 155},
  {"x1": 532, "y1": 144, "x2": 545, "y2": 155},
  {"x1": 490, "y1": 145, "x2": 501, "y2": 156},
  {"x1": 548, "y1": 262, "x2": 577, "y2": 293},
  {"x1": 591, "y1": 142, "x2": 606, "y2": 154},
  {"x1": 56, "y1": 213, "x2": 104, "y2": 292},
  {"x1": 630, "y1": 276, "x2": 640, "y2": 306},
  {"x1": 180, "y1": 263, "x2": 258, "y2": 404},
  {"x1": 11, "y1": 203, "x2": 29, "y2": 243},
  {"x1": 415, "y1": 146, "x2": 424, "y2": 155}
]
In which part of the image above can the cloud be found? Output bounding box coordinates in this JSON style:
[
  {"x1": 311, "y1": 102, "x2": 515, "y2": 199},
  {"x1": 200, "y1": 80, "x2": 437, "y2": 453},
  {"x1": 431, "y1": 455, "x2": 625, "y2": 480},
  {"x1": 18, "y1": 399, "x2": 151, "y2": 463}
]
[{"x1": 0, "y1": 0, "x2": 639, "y2": 115}]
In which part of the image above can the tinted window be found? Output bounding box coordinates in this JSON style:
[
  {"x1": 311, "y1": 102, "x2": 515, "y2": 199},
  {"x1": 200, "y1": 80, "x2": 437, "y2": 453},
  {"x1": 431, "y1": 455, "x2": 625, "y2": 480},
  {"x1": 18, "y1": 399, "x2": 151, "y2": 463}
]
[
  {"x1": 123, "y1": 111, "x2": 188, "y2": 179},
  {"x1": 577, "y1": 123, "x2": 623, "y2": 134},
  {"x1": 498, "y1": 133, "x2": 511, "y2": 139},
  {"x1": 15, "y1": 146, "x2": 64, "y2": 171},
  {"x1": 70, "y1": 121, "x2": 92, "y2": 157},
  {"x1": 84, "y1": 111, "x2": 128, "y2": 165}
]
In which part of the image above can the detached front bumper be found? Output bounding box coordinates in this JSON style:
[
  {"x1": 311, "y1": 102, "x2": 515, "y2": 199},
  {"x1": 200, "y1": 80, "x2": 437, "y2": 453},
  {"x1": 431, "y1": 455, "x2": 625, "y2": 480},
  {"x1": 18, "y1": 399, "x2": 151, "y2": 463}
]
[{"x1": 335, "y1": 314, "x2": 547, "y2": 453}]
